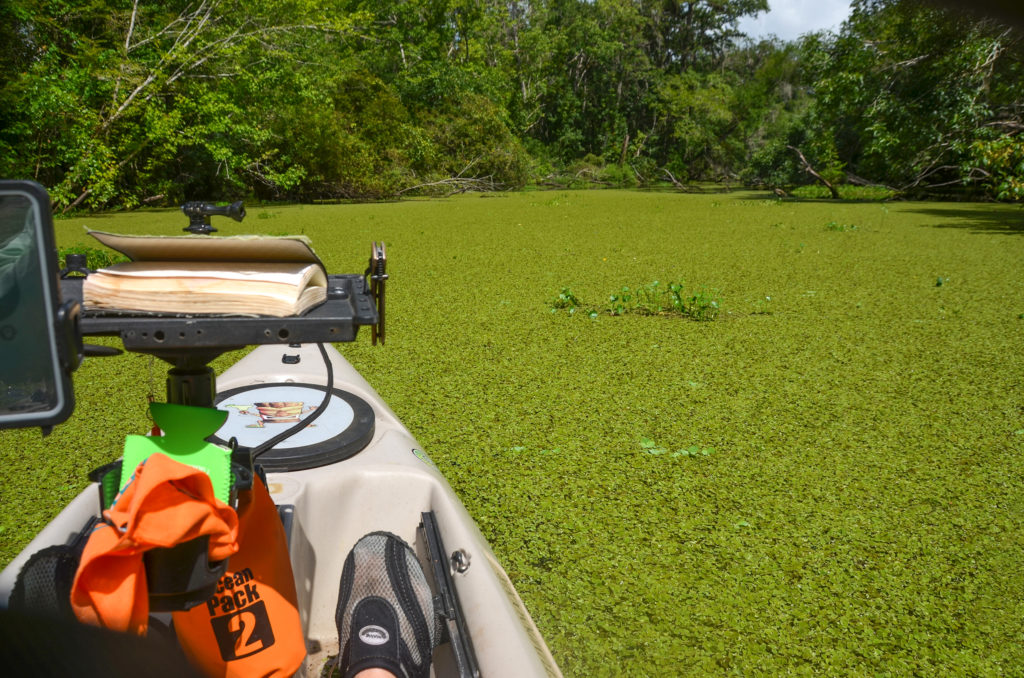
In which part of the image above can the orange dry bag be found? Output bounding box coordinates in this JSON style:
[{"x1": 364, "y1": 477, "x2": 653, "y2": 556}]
[
  {"x1": 173, "y1": 475, "x2": 305, "y2": 677},
  {"x1": 70, "y1": 453, "x2": 240, "y2": 635}
]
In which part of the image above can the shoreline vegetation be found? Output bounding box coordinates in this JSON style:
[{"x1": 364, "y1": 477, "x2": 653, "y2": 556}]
[{"x1": 2, "y1": 1, "x2": 1022, "y2": 211}]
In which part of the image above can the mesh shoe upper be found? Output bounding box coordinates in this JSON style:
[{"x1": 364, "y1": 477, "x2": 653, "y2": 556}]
[{"x1": 335, "y1": 532, "x2": 441, "y2": 678}]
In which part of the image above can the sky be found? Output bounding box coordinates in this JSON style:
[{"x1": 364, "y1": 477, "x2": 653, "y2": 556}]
[{"x1": 736, "y1": 0, "x2": 854, "y2": 42}]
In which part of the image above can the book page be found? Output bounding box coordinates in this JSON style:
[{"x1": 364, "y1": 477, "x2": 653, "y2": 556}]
[
  {"x1": 96, "y1": 261, "x2": 327, "y2": 287},
  {"x1": 83, "y1": 262, "x2": 327, "y2": 316}
]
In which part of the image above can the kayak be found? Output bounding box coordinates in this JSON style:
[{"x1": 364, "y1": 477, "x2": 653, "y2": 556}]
[{"x1": 0, "y1": 340, "x2": 562, "y2": 677}]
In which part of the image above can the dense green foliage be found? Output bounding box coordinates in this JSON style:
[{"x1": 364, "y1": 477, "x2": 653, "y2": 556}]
[
  {"x1": 1, "y1": 1, "x2": 1021, "y2": 207},
  {"x1": 3, "y1": 191, "x2": 1023, "y2": 674},
  {"x1": 785, "y1": 0, "x2": 1024, "y2": 197}
]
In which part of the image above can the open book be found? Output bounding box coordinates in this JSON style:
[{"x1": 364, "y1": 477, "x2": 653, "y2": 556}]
[{"x1": 82, "y1": 231, "x2": 328, "y2": 317}]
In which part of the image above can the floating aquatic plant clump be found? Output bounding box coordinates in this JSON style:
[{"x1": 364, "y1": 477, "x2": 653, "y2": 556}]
[{"x1": 550, "y1": 280, "x2": 721, "y2": 320}]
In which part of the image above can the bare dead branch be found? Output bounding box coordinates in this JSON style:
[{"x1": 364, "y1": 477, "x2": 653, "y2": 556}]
[
  {"x1": 454, "y1": 156, "x2": 481, "y2": 179},
  {"x1": 62, "y1": 190, "x2": 91, "y2": 213},
  {"x1": 125, "y1": 0, "x2": 140, "y2": 51},
  {"x1": 787, "y1": 145, "x2": 839, "y2": 199},
  {"x1": 101, "y1": 73, "x2": 157, "y2": 132},
  {"x1": 888, "y1": 54, "x2": 930, "y2": 70},
  {"x1": 104, "y1": 6, "x2": 349, "y2": 133},
  {"x1": 900, "y1": 159, "x2": 959, "y2": 192},
  {"x1": 662, "y1": 167, "x2": 684, "y2": 189},
  {"x1": 909, "y1": 167, "x2": 991, "y2": 190},
  {"x1": 395, "y1": 176, "x2": 502, "y2": 197},
  {"x1": 845, "y1": 172, "x2": 896, "y2": 190},
  {"x1": 660, "y1": 168, "x2": 700, "y2": 192},
  {"x1": 983, "y1": 120, "x2": 1024, "y2": 130}
]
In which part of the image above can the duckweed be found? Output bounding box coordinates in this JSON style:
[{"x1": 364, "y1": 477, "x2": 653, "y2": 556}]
[{"x1": 3, "y1": 190, "x2": 1023, "y2": 675}]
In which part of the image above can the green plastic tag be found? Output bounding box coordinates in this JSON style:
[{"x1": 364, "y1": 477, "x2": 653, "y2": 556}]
[{"x1": 120, "y1": 402, "x2": 232, "y2": 503}]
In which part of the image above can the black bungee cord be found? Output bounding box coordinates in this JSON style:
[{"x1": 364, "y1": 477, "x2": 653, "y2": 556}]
[{"x1": 250, "y1": 342, "x2": 334, "y2": 460}]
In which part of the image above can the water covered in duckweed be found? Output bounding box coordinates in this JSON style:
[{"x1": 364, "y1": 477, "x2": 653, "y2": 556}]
[{"x1": 5, "y1": 190, "x2": 1023, "y2": 675}]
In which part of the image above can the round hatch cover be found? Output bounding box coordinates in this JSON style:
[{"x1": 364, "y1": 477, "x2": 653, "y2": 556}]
[{"x1": 212, "y1": 383, "x2": 374, "y2": 472}]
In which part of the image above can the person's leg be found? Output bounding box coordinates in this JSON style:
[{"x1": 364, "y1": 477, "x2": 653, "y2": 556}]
[{"x1": 354, "y1": 670, "x2": 397, "y2": 678}]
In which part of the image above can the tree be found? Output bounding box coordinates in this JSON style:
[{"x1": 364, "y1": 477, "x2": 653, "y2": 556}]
[
  {"x1": 798, "y1": 0, "x2": 1024, "y2": 197},
  {"x1": 0, "y1": 0, "x2": 362, "y2": 208},
  {"x1": 639, "y1": 0, "x2": 768, "y2": 72},
  {"x1": 653, "y1": 70, "x2": 737, "y2": 180}
]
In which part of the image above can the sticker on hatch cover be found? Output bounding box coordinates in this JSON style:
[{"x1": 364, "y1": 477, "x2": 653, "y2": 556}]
[{"x1": 222, "y1": 402, "x2": 318, "y2": 428}]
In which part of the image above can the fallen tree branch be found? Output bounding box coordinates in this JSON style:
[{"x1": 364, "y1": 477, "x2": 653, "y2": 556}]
[
  {"x1": 900, "y1": 163, "x2": 959, "y2": 192},
  {"x1": 126, "y1": 194, "x2": 167, "y2": 210},
  {"x1": 62, "y1": 190, "x2": 91, "y2": 214},
  {"x1": 844, "y1": 172, "x2": 896, "y2": 191},
  {"x1": 787, "y1": 145, "x2": 839, "y2": 199},
  {"x1": 455, "y1": 156, "x2": 481, "y2": 179},
  {"x1": 661, "y1": 168, "x2": 689, "y2": 191},
  {"x1": 983, "y1": 120, "x2": 1024, "y2": 131},
  {"x1": 906, "y1": 167, "x2": 991, "y2": 190},
  {"x1": 395, "y1": 175, "x2": 502, "y2": 197}
]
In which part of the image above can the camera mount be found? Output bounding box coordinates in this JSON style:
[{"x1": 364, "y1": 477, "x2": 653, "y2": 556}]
[{"x1": 181, "y1": 201, "x2": 246, "y2": 235}]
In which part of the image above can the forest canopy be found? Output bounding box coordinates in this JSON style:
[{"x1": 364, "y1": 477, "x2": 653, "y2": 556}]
[{"x1": 0, "y1": 0, "x2": 1021, "y2": 209}]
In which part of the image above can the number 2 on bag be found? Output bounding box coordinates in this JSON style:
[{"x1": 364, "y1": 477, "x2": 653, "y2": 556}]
[
  {"x1": 230, "y1": 609, "x2": 264, "y2": 655},
  {"x1": 211, "y1": 600, "x2": 276, "y2": 661}
]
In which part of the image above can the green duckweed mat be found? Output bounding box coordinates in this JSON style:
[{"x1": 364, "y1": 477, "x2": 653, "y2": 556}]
[{"x1": 3, "y1": 190, "x2": 1023, "y2": 675}]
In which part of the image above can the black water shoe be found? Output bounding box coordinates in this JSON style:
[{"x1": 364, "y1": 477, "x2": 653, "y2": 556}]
[{"x1": 335, "y1": 532, "x2": 440, "y2": 678}]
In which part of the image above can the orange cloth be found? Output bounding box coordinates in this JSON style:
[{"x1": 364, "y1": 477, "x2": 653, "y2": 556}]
[
  {"x1": 173, "y1": 475, "x2": 305, "y2": 678},
  {"x1": 71, "y1": 453, "x2": 239, "y2": 635}
]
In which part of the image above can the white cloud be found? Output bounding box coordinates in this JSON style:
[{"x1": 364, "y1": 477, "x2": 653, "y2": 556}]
[{"x1": 737, "y1": 0, "x2": 853, "y2": 42}]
